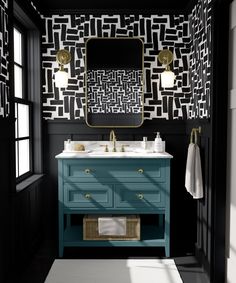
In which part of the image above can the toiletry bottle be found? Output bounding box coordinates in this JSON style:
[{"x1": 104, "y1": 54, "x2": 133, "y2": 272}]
[
  {"x1": 65, "y1": 139, "x2": 72, "y2": 151},
  {"x1": 154, "y1": 132, "x2": 163, "y2": 153},
  {"x1": 141, "y1": 137, "x2": 148, "y2": 150}
]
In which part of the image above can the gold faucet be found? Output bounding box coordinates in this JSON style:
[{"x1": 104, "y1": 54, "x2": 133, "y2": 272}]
[{"x1": 109, "y1": 129, "x2": 117, "y2": 152}]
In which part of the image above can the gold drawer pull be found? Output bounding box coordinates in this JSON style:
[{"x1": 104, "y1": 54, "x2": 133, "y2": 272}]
[
  {"x1": 137, "y1": 193, "x2": 144, "y2": 200},
  {"x1": 84, "y1": 168, "x2": 91, "y2": 174},
  {"x1": 84, "y1": 193, "x2": 91, "y2": 199},
  {"x1": 138, "y1": 168, "x2": 144, "y2": 174}
]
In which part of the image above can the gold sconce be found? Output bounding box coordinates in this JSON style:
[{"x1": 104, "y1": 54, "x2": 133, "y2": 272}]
[
  {"x1": 54, "y1": 49, "x2": 71, "y2": 88},
  {"x1": 158, "y1": 49, "x2": 175, "y2": 88}
]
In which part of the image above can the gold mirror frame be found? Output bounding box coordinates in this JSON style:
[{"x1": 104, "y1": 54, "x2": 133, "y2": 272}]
[{"x1": 85, "y1": 37, "x2": 144, "y2": 128}]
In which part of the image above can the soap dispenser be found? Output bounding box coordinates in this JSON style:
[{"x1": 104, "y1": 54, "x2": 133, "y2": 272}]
[{"x1": 154, "y1": 132, "x2": 163, "y2": 153}]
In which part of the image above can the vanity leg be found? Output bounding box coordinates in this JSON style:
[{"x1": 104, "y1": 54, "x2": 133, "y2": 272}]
[
  {"x1": 165, "y1": 212, "x2": 170, "y2": 257},
  {"x1": 58, "y1": 191, "x2": 64, "y2": 256}
]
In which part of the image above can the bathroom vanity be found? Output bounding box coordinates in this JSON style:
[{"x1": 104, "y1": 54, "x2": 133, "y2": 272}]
[{"x1": 56, "y1": 142, "x2": 172, "y2": 257}]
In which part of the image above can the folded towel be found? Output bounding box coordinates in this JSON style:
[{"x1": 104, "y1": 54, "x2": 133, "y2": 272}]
[
  {"x1": 98, "y1": 217, "x2": 126, "y2": 236},
  {"x1": 185, "y1": 143, "x2": 203, "y2": 199}
]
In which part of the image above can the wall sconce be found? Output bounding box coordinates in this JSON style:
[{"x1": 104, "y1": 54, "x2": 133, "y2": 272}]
[
  {"x1": 158, "y1": 49, "x2": 175, "y2": 88},
  {"x1": 55, "y1": 49, "x2": 71, "y2": 88}
]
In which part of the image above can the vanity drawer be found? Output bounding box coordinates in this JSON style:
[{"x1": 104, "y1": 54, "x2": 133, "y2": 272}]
[
  {"x1": 63, "y1": 183, "x2": 113, "y2": 208},
  {"x1": 115, "y1": 183, "x2": 166, "y2": 209},
  {"x1": 63, "y1": 159, "x2": 166, "y2": 182}
]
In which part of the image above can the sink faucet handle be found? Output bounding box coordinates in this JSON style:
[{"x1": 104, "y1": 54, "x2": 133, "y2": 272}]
[
  {"x1": 100, "y1": 144, "x2": 109, "y2": 152},
  {"x1": 121, "y1": 144, "x2": 130, "y2": 152}
]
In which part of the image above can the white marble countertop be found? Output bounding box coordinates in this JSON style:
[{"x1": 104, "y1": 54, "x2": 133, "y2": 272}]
[{"x1": 55, "y1": 141, "x2": 173, "y2": 159}]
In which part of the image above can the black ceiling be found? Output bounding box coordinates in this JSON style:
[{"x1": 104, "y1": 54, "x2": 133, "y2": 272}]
[{"x1": 33, "y1": 0, "x2": 197, "y2": 14}]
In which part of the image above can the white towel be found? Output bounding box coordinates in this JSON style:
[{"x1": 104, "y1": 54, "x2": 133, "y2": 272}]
[
  {"x1": 185, "y1": 143, "x2": 203, "y2": 199},
  {"x1": 98, "y1": 217, "x2": 126, "y2": 236}
]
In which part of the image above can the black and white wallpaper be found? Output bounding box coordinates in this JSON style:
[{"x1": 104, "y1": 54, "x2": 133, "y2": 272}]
[
  {"x1": 87, "y1": 69, "x2": 142, "y2": 114},
  {"x1": 0, "y1": 0, "x2": 213, "y2": 120},
  {"x1": 42, "y1": 14, "x2": 192, "y2": 120},
  {"x1": 0, "y1": 0, "x2": 9, "y2": 118},
  {"x1": 189, "y1": 0, "x2": 212, "y2": 118}
]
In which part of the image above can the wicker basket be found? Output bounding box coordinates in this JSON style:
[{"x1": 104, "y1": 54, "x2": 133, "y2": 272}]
[{"x1": 83, "y1": 215, "x2": 140, "y2": 241}]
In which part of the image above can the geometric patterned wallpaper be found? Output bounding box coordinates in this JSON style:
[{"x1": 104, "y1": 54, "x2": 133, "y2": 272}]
[
  {"x1": 87, "y1": 69, "x2": 143, "y2": 114},
  {"x1": 0, "y1": 0, "x2": 212, "y2": 120},
  {"x1": 0, "y1": 0, "x2": 9, "y2": 118},
  {"x1": 42, "y1": 14, "x2": 192, "y2": 120},
  {"x1": 189, "y1": 0, "x2": 212, "y2": 118}
]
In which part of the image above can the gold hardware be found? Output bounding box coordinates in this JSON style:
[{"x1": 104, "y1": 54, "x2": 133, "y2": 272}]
[
  {"x1": 84, "y1": 168, "x2": 91, "y2": 174},
  {"x1": 137, "y1": 193, "x2": 144, "y2": 200},
  {"x1": 190, "y1": 126, "x2": 201, "y2": 145},
  {"x1": 158, "y1": 49, "x2": 173, "y2": 66},
  {"x1": 109, "y1": 129, "x2": 117, "y2": 152},
  {"x1": 84, "y1": 37, "x2": 144, "y2": 128},
  {"x1": 55, "y1": 49, "x2": 71, "y2": 88},
  {"x1": 138, "y1": 168, "x2": 144, "y2": 174},
  {"x1": 100, "y1": 144, "x2": 109, "y2": 152},
  {"x1": 121, "y1": 144, "x2": 130, "y2": 152},
  {"x1": 85, "y1": 193, "x2": 91, "y2": 199},
  {"x1": 56, "y1": 49, "x2": 71, "y2": 65},
  {"x1": 158, "y1": 49, "x2": 175, "y2": 88}
]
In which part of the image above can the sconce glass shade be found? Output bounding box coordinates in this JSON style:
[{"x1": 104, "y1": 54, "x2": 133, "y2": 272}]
[
  {"x1": 55, "y1": 70, "x2": 69, "y2": 88},
  {"x1": 158, "y1": 49, "x2": 175, "y2": 88},
  {"x1": 54, "y1": 49, "x2": 71, "y2": 88},
  {"x1": 161, "y1": 70, "x2": 175, "y2": 88}
]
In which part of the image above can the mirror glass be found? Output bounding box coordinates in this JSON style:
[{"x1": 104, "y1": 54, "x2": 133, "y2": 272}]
[{"x1": 85, "y1": 38, "x2": 144, "y2": 128}]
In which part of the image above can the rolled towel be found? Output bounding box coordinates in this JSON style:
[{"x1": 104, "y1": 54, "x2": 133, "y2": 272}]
[{"x1": 98, "y1": 217, "x2": 126, "y2": 236}]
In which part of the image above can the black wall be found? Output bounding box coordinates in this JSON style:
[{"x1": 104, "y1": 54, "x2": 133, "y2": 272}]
[{"x1": 0, "y1": 118, "x2": 14, "y2": 283}]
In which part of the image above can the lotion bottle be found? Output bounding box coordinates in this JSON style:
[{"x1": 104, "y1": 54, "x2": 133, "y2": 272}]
[{"x1": 154, "y1": 132, "x2": 163, "y2": 153}]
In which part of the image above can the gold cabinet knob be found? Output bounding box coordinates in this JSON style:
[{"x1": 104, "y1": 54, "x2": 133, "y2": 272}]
[
  {"x1": 84, "y1": 193, "x2": 91, "y2": 199},
  {"x1": 138, "y1": 168, "x2": 144, "y2": 174},
  {"x1": 84, "y1": 168, "x2": 91, "y2": 174},
  {"x1": 137, "y1": 193, "x2": 144, "y2": 200}
]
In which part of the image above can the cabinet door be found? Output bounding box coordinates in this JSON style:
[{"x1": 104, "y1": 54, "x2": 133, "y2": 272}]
[
  {"x1": 64, "y1": 183, "x2": 113, "y2": 209},
  {"x1": 115, "y1": 183, "x2": 166, "y2": 210}
]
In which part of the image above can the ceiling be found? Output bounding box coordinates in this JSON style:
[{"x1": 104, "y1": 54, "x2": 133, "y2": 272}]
[{"x1": 34, "y1": 0, "x2": 196, "y2": 14}]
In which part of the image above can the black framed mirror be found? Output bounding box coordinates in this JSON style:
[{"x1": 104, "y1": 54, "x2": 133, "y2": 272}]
[{"x1": 85, "y1": 37, "x2": 144, "y2": 128}]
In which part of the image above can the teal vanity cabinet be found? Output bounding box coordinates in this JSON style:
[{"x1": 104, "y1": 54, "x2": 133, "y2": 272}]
[{"x1": 56, "y1": 155, "x2": 172, "y2": 257}]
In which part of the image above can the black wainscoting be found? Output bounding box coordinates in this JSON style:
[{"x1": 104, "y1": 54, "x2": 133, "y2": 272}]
[
  {"x1": 186, "y1": 119, "x2": 212, "y2": 278},
  {"x1": 0, "y1": 118, "x2": 14, "y2": 283},
  {"x1": 0, "y1": 118, "x2": 46, "y2": 283},
  {"x1": 43, "y1": 119, "x2": 203, "y2": 257}
]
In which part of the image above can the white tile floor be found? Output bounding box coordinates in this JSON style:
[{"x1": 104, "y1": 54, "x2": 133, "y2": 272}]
[{"x1": 44, "y1": 259, "x2": 183, "y2": 283}]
